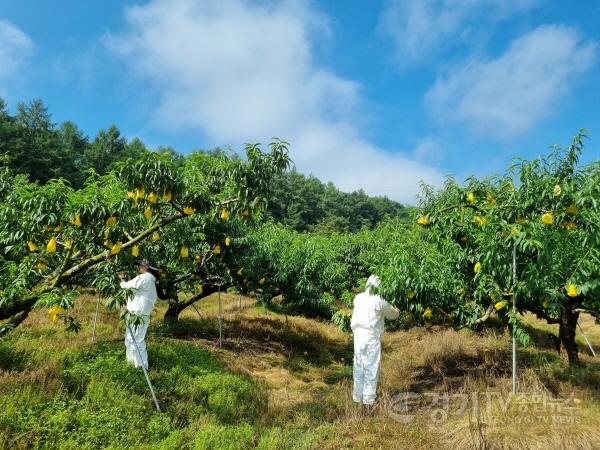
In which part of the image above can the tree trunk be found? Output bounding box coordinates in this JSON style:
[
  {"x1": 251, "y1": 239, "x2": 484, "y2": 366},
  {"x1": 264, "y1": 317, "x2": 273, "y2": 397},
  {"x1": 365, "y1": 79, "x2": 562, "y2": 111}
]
[
  {"x1": 558, "y1": 301, "x2": 580, "y2": 365},
  {"x1": 163, "y1": 302, "x2": 182, "y2": 323},
  {"x1": 162, "y1": 285, "x2": 221, "y2": 323}
]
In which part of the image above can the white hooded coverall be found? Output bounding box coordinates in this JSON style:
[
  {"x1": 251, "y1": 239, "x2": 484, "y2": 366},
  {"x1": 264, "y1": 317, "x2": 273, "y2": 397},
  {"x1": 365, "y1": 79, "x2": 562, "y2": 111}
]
[
  {"x1": 120, "y1": 272, "x2": 158, "y2": 369},
  {"x1": 350, "y1": 276, "x2": 399, "y2": 405}
]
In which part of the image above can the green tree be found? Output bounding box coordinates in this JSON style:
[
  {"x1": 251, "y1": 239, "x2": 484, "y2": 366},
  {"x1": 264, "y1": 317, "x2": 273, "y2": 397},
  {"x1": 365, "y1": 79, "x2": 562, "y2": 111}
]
[
  {"x1": 0, "y1": 140, "x2": 291, "y2": 335},
  {"x1": 82, "y1": 125, "x2": 146, "y2": 175},
  {"x1": 56, "y1": 121, "x2": 88, "y2": 187}
]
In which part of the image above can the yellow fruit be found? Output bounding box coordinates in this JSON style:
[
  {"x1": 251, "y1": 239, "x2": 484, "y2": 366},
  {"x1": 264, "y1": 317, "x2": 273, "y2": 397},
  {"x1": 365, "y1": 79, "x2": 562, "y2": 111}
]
[
  {"x1": 136, "y1": 187, "x2": 145, "y2": 199},
  {"x1": 163, "y1": 190, "x2": 172, "y2": 202},
  {"x1": 225, "y1": 237, "x2": 232, "y2": 246},
  {"x1": 27, "y1": 241, "x2": 38, "y2": 252},
  {"x1": 152, "y1": 232, "x2": 160, "y2": 242},
  {"x1": 110, "y1": 242, "x2": 122, "y2": 255},
  {"x1": 566, "y1": 283, "x2": 578, "y2": 298},
  {"x1": 180, "y1": 246, "x2": 189, "y2": 258},
  {"x1": 144, "y1": 207, "x2": 153, "y2": 219},
  {"x1": 241, "y1": 209, "x2": 250, "y2": 217},
  {"x1": 54, "y1": 225, "x2": 62, "y2": 232},
  {"x1": 562, "y1": 220, "x2": 578, "y2": 229},
  {"x1": 196, "y1": 284, "x2": 203, "y2": 294},
  {"x1": 132, "y1": 245, "x2": 140, "y2": 257},
  {"x1": 486, "y1": 193, "x2": 496, "y2": 205},
  {"x1": 183, "y1": 206, "x2": 195, "y2": 215},
  {"x1": 214, "y1": 245, "x2": 221, "y2": 254},
  {"x1": 65, "y1": 239, "x2": 73, "y2": 249},
  {"x1": 511, "y1": 226, "x2": 519, "y2": 234},
  {"x1": 47, "y1": 236, "x2": 57, "y2": 253},
  {"x1": 566, "y1": 204, "x2": 579, "y2": 214},
  {"x1": 259, "y1": 277, "x2": 266, "y2": 285},
  {"x1": 42, "y1": 225, "x2": 50, "y2": 231},
  {"x1": 474, "y1": 216, "x2": 488, "y2": 225},
  {"x1": 407, "y1": 291, "x2": 416, "y2": 299},
  {"x1": 423, "y1": 307, "x2": 432, "y2": 318},
  {"x1": 494, "y1": 300, "x2": 507, "y2": 310},
  {"x1": 103, "y1": 239, "x2": 112, "y2": 248},
  {"x1": 48, "y1": 306, "x2": 65, "y2": 322},
  {"x1": 237, "y1": 268, "x2": 244, "y2": 276},
  {"x1": 417, "y1": 215, "x2": 431, "y2": 226},
  {"x1": 71, "y1": 214, "x2": 82, "y2": 227},
  {"x1": 467, "y1": 192, "x2": 475, "y2": 203},
  {"x1": 105, "y1": 216, "x2": 117, "y2": 227},
  {"x1": 542, "y1": 301, "x2": 549, "y2": 309},
  {"x1": 474, "y1": 261, "x2": 481, "y2": 273},
  {"x1": 127, "y1": 191, "x2": 135, "y2": 199},
  {"x1": 553, "y1": 184, "x2": 562, "y2": 196},
  {"x1": 147, "y1": 192, "x2": 158, "y2": 203},
  {"x1": 36, "y1": 261, "x2": 47, "y2": 270},
  {"x1": 220, "y1": 208, "x2": 230, "y2": 220},
  {"x1": 541, "y1": 212, "x2": 554, "y2": 225}
]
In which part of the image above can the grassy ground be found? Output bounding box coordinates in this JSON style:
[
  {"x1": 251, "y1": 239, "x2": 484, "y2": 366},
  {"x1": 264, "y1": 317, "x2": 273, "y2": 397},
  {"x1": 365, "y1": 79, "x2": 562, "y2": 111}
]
[{"x1": 1, "y1": 294, "x2": 599, "y2": 449}]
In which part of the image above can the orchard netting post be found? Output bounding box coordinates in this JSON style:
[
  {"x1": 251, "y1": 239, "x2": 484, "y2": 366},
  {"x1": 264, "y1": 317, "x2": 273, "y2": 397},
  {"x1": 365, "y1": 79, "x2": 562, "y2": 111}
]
[
  {"x1": 192, "y1": 303, "x2": 203, "y2": 320},
  {"x1": 92, "y1": 295, "x2": 101, "y2": 343},
  {"x1": 578, "y1": 321, "x2": 597, "y2": 357},
  {"x1": 218, "y1": 286, "x2": 223, "y2": 348},
  {"x1": 512, "y1": 240, "x2": 517, "y2": 394},
  {"x1": 126, "y1": 323, "x2": 161, "y2": 413}
]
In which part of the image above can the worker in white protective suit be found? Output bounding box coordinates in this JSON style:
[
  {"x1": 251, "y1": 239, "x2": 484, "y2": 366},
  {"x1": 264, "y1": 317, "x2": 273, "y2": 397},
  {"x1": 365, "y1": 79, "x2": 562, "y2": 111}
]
[
  {"x1": 118, "y1": 260, "x2": 158, "y2": 370},
  {"x1": 351, "y1": 274, "x2": 399, "y2": 405}
]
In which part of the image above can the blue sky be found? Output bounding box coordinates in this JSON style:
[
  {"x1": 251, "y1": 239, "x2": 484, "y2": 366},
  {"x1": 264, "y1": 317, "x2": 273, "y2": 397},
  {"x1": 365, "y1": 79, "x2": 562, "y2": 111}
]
[{"x1": 1, "y1": 0, "x2": 599, "y2": 202}]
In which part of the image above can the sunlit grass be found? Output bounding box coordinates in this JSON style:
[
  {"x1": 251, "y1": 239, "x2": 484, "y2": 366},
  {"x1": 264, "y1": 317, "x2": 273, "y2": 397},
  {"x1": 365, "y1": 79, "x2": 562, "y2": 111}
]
[{"x1": 1, "y1": 294, "x2": 599, "y2": 449}]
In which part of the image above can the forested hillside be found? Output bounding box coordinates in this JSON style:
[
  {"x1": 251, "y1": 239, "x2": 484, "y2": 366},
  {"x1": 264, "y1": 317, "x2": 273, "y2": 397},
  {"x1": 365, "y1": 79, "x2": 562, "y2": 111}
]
[{"x1": 0, "y1": 98, "x2": 405, "y2": 233}]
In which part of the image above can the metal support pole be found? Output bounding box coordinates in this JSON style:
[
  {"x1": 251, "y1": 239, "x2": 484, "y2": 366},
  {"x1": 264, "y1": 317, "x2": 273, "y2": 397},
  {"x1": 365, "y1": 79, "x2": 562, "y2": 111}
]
[
  {"x1": 127, "y1": 323, "x2": 161, "y2": 413},
  {"x1": 92, "y1": 295, "x2": 101, "y2": 343},
  {"x1": 192, "y1": 303, "x2": 203, "y2": 320},
  {"x1": 578, "y1": 321, "x2": 597, "y2": 357},
  {"x1": 218, "y1": 286, "x2": 223, "y2": 348},
  {"x1": 512, "y1": 241, "x2": 517, "y2": 394}
]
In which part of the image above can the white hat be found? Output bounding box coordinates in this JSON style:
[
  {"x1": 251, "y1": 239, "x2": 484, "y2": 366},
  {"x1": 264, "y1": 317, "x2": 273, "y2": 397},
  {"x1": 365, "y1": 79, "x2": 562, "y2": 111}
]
[{"x1": 366, "y1": 274, "x2": 380, "y2": 290}]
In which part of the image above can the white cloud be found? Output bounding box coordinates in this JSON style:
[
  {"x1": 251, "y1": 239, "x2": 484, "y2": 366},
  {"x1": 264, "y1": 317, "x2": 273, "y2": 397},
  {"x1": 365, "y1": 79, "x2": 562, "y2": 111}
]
[
  {"x1": 292, "y1": 122, "x2": 444, "y2": 200},
  {"x1": 379, "y1": 0, "x2": 536, "y2": 66},
  {"x1": 425, "y1": 25, "x2": 597, "y2": 138},
  {"x1": 413, "y1": 137, "x2": 443, "y2": 164},
  {"x1": 0, "y1": 20, "x2": 34, "y2": 96},
  {"x1": 106, "y1": 0, "x2": 444, "y2": 203}
]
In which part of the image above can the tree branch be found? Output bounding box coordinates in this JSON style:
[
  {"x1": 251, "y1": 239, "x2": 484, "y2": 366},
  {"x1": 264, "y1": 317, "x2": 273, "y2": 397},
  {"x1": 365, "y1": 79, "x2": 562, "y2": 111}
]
[
  {"x1": 473, "y1": 304, "x2": 495, "y2": 325},
  {"x1": 0, "y1": 306, "x2": 33, "y2": 334},
  {"x1": 62, "y1": 213, "x2": 183, "y2": 279},
  {"x1": 575, "y1": 308, "x2": 600, "y2": 321},
  {"x1": 456, "y1": 304, "x2": 495, "y2": 330}
]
